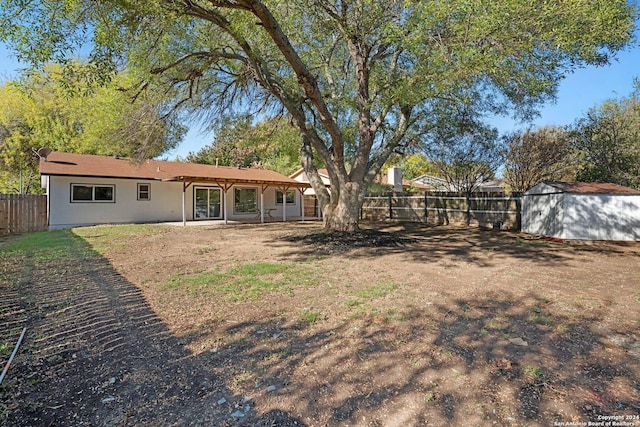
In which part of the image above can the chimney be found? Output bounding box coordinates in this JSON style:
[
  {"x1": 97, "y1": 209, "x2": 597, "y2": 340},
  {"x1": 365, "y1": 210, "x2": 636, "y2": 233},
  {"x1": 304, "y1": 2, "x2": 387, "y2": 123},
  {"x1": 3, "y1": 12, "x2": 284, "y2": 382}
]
[
  {"x1": 215, "y1": 158, "x2": 219, "y2": 167},
  {"x1": 388, "y1": 167, "x2": 403, "y2": 193}
]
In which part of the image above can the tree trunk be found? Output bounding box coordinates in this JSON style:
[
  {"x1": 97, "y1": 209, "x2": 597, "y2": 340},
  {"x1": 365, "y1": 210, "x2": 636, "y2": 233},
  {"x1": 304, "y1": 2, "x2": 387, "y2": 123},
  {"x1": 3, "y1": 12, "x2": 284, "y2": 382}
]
[{"x1": 322, "y1": 182, "x2": 364, "y2": 232}]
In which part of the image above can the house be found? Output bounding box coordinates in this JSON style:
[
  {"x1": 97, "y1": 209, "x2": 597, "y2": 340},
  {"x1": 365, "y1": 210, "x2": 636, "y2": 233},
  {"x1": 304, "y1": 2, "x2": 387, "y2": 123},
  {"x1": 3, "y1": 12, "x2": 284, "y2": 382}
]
[
  {"x1": 411, "y1": 174, "x2": 450, "y2": 191},
  {"x1": 290, "y1": 168, "x2": 332, "y2": 196},
  {"x1": 291, "y1": 167, "x2": 430, "y2": 194},
  {"x1": 289, "y1": 168, "x2": 331, "y2": 218},
  {"x1": 411, "y1": 174, "x2": 506, "y2": 193},
  {"x1": 521, "y1": 181, "x2": 640, "y2": 241},
  {"x1": 39, "y1": 151, "x2": 310, "y2": 230}
]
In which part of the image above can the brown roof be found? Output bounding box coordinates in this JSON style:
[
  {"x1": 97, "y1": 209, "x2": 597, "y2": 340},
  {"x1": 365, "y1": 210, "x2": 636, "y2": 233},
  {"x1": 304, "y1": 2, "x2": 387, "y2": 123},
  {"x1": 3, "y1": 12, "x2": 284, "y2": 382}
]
[
  {"x1": 40, "y1": 151, "x2": 309, "y2": 188},
  {"x1": 544, "y1": 181, "x2": 640, "y2": 195}
]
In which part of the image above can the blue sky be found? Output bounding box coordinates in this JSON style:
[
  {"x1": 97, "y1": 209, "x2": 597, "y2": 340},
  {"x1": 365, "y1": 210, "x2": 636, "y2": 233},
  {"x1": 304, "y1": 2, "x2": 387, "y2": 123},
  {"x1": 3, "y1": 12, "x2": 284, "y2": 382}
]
[{"x1": 1, "y1": 42, "x2": 639, "y2": 160}]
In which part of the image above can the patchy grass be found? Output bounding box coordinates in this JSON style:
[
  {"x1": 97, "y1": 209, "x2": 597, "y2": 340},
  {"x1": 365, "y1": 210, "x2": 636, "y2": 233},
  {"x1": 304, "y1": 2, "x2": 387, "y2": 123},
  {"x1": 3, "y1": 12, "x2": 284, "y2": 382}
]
[
  {"x1": 0, "y1": 342, "x2": 10, "y2": 357},
  {"x1": 0, "y1": 230, "x2": 90, "y2": 261},
  {"x1": 163, "y1": 261, "x2": 321, "y2": 301},
  {"x1": 4, "y1": 222, "x2": 639, "y2": 427},
  {"x1": 73, "y1": 224, "x2": 170, "y2": 255},
  {"x1": 523, "y1": 366, "x2": 543, "y2": 380},
  {"x1": 301, "y1": 308, "x2": 323, "y2": 324},
  {"x1": 355, "y1": 282, "x2": 399, "y2": 300}
]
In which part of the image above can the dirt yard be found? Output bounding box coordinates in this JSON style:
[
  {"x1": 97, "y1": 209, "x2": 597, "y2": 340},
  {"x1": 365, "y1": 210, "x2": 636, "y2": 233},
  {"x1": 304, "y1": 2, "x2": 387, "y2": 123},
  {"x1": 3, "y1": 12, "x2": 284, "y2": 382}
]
[{"x1": 1, "y1": 221, "x2": 639, "y2": 426}]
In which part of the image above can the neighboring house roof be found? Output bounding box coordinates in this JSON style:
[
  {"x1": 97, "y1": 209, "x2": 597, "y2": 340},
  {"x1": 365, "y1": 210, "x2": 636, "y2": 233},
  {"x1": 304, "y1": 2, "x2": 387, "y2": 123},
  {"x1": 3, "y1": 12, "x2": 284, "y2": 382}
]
[
  {"x1": 289, "y1": 168, "x2": 331, "y2": 187},
  {"x1": 290, "y1": 168, "x2": 430, "y2": 191},
  {"x1": 290, "y1": 168, "x2": 330, "y2": 181},
  {"x1": 412, "y1": 174, "x2": 505, "y2": 192},
  {"x1": 40, "y1": 151, "x2": 309, "y2": 188},
  {"x1": 534, "y1": 181, "x2": 640, "y2": 195},
  {"x1": 477, "y1": 179, "x2": 506, "y2": 192},
  {"x1": 374, "y1": 174, "x2": 431, "y2": 190}
]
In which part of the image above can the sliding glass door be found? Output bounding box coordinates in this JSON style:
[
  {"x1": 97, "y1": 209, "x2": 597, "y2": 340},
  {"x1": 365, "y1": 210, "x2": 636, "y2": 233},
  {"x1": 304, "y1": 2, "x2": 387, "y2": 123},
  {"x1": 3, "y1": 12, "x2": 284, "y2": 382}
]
[{"x1": 194, "y1": 187, "x2": 222, "y2": 219}]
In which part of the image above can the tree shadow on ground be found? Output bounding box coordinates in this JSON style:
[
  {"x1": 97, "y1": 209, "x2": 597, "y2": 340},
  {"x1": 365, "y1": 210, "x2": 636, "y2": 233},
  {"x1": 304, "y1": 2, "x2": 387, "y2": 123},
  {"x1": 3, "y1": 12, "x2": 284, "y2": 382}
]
[
  {"x1": 276, "y1": 221, "x2": 639, "y2": 268},
  {"x1": 194, "y1": 292, "x2": 639, "y2": 426},
  {"x1": 0, "y1": 231, "x2": 305, "y2": 426},
  {"x1": 276, "y1": 222, "x2": 571, "y2": 267},
  {"x1": 3, "y1": 226, "x2": 639, "y2": 426}
]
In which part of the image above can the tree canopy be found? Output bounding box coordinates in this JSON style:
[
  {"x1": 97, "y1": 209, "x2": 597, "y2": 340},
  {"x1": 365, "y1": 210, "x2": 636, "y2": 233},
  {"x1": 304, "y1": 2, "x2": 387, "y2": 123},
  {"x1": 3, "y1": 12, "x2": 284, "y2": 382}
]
[
  {"x1": 502, "y1": 126, "x2": 575, "y2": 193},
  {"x1": 1, "y1": 0, "x2": 635, "y2": 229},
  {"x1": 0, "y1": 63, "x2": 185, "y2": 193},
  {"x1": 572, "y1": 92, "x2": 640, "y2": 189},
  {"x1": 185, "y1": 116, "x2": 307, "y2": 175}
]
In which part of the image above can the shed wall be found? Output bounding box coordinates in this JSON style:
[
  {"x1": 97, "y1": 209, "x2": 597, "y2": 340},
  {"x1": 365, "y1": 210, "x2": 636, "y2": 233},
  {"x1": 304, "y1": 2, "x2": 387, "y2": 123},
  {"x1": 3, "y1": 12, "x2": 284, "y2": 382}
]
[
  {"x1": 562, "y1": 194, "x2": 640, "y2": 241},
  {"x1": 521, "y1": 192, "x2": 564, "y2": 237}
]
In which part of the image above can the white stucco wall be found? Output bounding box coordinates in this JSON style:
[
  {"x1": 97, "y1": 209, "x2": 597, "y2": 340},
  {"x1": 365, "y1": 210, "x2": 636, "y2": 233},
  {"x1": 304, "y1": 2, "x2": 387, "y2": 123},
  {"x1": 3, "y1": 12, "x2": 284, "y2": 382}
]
[
  {"x1": 47, "y1": 176, "x2": 186, "y2": 229},
  {"x1": 46, "y1": 175, "x2": 302, "y2": 229}
]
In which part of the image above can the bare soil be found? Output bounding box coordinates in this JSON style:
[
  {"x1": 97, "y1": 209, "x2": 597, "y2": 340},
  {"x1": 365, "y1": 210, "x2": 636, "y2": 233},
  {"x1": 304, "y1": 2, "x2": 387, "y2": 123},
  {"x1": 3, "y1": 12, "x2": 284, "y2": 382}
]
[{"x1": 1, "y1": 221, "x2": 639, "y2": 426}]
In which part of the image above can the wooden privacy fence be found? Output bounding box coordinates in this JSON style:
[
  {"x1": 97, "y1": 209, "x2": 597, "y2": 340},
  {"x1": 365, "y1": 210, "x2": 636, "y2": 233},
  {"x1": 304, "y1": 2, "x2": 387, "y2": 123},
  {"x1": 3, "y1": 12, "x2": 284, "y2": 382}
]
[
  {"x1": 0, "y1": 194, "x2": 48, "y2": 235},
  {"x1": 362, "y1": 192, "x2": 522, "y2": 230}
]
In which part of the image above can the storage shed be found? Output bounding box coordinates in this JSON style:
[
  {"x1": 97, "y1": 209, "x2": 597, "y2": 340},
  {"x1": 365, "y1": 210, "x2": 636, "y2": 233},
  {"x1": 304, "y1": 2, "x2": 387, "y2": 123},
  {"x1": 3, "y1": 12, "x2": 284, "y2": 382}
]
[{"x1": 521, "y1": 181, "x2": 640, "y2": 241}]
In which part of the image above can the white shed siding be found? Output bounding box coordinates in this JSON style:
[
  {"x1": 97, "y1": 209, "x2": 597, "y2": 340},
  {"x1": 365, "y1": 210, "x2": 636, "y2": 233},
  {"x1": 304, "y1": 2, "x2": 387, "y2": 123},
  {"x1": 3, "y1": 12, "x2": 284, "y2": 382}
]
[
  {"x1": 522, "y1": 190, "x2": 564, "y2": 237},
  {"x1": 522, "y1": 182, "x2": 640, "y2": 241},
  {"x1": 562, "y1": 194, "x2": 640, "y2": 241}
]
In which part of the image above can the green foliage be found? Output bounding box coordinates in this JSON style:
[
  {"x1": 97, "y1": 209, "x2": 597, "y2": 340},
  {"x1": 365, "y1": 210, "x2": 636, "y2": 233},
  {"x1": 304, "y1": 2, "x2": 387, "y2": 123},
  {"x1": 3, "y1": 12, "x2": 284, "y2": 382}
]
[
  {"x1": 524, "y1": 366, "x2": 543, "y2": 380},
  {"x1": 572, "y1": 93, "x2": 640, "y2": 189},
  {"x1": 384, "y1": 153, "x2": 438, "y2": 181},
  {"x1": 185, "y1": 116, "x2": 306, "y2": 175},
  {"x1": 424, "y1": 122, "x2": 504, "y2": 194},
  {"x1": 0, "y1": 63, "x2": 185, "y2": 193}
]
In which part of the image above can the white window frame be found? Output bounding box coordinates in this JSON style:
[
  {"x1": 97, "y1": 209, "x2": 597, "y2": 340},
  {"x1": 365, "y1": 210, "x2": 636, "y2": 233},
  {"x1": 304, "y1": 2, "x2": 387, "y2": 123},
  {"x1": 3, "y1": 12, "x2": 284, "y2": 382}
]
[
  {"x1": 137, "y1": 183, "x2": 151, "y2": 201},
  {"x1": 71, "y1": 183, "x2": 115, "y2": 203},
  {"x1": 275, "y1": 190, "x2": 296, "y2": 205},
  {"x1": 234, "y1": 187, "x2": 258, "y2": 214}
]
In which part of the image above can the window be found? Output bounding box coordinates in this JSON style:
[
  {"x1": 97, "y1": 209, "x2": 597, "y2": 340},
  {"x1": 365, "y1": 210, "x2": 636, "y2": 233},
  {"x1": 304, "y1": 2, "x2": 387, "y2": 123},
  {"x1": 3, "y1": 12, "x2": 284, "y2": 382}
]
[
  {"x1": 276, "y1": 190, "x2": 295, "y2": 205},
  {"x1": 234, "y1": 187, "x2": 257, "y2": 214},
  {"x1": 71, "y1": 184, "x2": 115, "y2": 202},
  {"x1": 137, "y1": 183, "x2": 150, "y2": 201}
]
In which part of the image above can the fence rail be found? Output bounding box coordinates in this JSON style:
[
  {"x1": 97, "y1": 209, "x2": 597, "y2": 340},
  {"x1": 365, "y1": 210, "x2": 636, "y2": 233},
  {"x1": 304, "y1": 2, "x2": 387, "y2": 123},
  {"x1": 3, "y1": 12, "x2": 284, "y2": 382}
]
[
  {"x1": 0, "y1": 194, "x2": 48, "y2": 235},
  {"x1": 361, "y1": 192, "x2": 522, "y2": 230}
]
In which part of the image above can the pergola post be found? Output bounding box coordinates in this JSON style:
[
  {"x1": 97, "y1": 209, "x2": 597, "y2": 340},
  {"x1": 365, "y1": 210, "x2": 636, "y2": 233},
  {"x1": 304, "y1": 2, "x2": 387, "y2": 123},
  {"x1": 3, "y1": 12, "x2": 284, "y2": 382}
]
[
  {"x1": 279, "y1": 186, "x2": 290, "y2": 222},
  {"x1": 182, "y1": 180, "x2": 192, "y2": 227},
  {"x1": 222, "y1": 186, "x2": 229, "y2": 225},
  {"x1": 299, "y1": 188, "x2": 305, "y2": 222}
]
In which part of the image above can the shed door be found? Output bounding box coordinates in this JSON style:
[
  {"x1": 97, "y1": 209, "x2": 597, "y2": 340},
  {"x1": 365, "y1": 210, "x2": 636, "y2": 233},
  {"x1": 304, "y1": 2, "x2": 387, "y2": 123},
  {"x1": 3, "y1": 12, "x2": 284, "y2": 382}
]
[{"x1": 194, "y1": 187, "x2": 222, "y2": 219}]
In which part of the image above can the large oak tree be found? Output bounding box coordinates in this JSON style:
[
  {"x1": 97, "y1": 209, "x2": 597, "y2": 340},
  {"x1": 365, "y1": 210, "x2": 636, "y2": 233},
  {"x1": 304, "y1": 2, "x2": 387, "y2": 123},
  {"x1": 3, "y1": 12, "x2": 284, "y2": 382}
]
[{"x1": 1, "y1": 0, "x2": 635, "y2": 230}]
